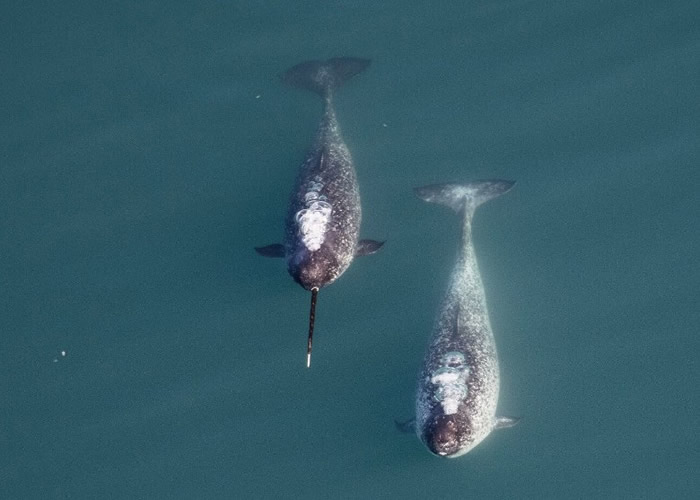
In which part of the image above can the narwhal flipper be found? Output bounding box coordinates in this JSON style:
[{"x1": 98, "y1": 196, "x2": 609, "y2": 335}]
[
  {"x1": 394, "y1": 418, "x2": 415, "y2": 433},
  {"x1": 494, "y1": 416, "x2": 521, "y2": 430},
  {"x1": 356, "y1": 239, "x2": 384, "y2": 256},
  {"x1": 254, "y1": 244, "x2": 285, "y2": 258}
]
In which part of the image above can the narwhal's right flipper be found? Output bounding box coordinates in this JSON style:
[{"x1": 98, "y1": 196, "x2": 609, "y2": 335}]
[
  {"x1": 394, "y1": 418, "x2": 415, "y2": 434},
  {"x1": 254, "y1": 244, "x2": 285, "y2": 258}
]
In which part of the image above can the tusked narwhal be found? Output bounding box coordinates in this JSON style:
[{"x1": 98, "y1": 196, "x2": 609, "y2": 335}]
[
  {"x1": 256, "y1": 57, "x2": 383, "y2": 368},
  {"x1": 413, "y1": 181, "x2": 519, "y2": 457}
]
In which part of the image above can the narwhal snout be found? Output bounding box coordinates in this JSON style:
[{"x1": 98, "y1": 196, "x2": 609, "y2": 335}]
[
  {"x1": 289, "y1": 251, "x2": 336, "y2": 291},
  {"x1": 423, "y1": 415, "x2": 463, "y2": 457}
]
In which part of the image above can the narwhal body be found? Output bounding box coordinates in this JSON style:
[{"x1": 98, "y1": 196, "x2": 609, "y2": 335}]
[
  {"x1": 256, "y1": 57, "x2": 383, "y2": 366},
  {"x1": 414, "y1": 181, "x2": 519, "y2": 457}
]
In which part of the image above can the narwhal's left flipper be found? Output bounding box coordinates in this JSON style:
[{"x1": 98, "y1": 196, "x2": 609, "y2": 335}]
[
  {"x1": 356, "y1": 239, "x2": 384, "y2": 256},
  {"x1": 494, "y1": 416, "x2": 521, "y2": 430}
]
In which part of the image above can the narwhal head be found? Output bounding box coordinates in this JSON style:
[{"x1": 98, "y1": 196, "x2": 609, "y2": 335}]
[
  {"x1": 288, "y1": 248, "x2": 339, "y2": 291},
  {"x1": 287, "y1": 249, "x2": 338, "y2": 368},
  {"x1": 421, "y1": 413, "x2": 475, "y2": 458}
]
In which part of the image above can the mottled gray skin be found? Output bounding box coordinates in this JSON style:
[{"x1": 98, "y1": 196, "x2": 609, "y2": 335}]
[
  {"x1": 255, "y1": 58, "x2": 380, "y2": 367},
  {"x1": 415, "y1": 182, "x2": 517, "y2": 457},
  {"x1": 284, "y1": 96, "x2": 360, "y2": 291}
]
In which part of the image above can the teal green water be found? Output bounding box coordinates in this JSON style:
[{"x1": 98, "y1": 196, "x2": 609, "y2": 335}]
[{"x1": 2, "y1": 1, "x2": 699, "y2": 498}]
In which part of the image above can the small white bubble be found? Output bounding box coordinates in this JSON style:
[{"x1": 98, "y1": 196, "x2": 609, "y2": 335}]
[
  {"x1": 255, "y1": 94, "x2": 261, "y2": 99},
  {"x1": 431, "y1": 367, "x2": 460, "y2": 385},
  {"x1": 295, "y1": 209, "x2": 309, "y2": 223},
  {"x1": 382, "y1": 123, "x2": 388, "y2": 128},
  {"x1": 61, "y1": 350, "x2": 66, "y2": 357}
]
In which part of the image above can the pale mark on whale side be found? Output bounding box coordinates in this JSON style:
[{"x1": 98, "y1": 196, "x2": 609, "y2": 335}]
[
  {"x1": 430, "y1": 351, "x2": 470, "y2": 415},
  {"x1": 295, "y1": 174, "x2": 332, "y2": 251}
]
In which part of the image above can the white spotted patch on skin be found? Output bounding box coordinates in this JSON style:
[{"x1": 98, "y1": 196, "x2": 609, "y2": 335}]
[
  {"x1": 430, "y1": 352, "x2": 469, "y2": 415},
  {"x1": 295, "y1": 176, "x2": 332, "y2": 251}
]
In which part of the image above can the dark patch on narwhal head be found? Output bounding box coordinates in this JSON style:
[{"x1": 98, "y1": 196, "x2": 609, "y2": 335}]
[
  {"x1": 422, "y1": 413, "x2": 473, "y2": 458},
  {"x1": 288, "y1": 248, "x2": 339, "y2": 290}
]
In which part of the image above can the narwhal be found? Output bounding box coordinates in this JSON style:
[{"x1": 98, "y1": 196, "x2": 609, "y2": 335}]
[
  {"x1": 413, "y1": 181, "x2": 519, "y2": 457},
  {"x1": 255, "y1": 57, "x2": 383, "y2": 367}
]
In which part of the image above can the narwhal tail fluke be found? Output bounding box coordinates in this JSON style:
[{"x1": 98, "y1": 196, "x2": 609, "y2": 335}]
[
  {"x1": 281, "y1": 57, "x2": 371, "y2": 97},
  {"x1": 306, "y1": 287, "x2": 319, "y2": 368},
  {"x1": 414, "y1": 180, "x2": 515, "y2": 215}
]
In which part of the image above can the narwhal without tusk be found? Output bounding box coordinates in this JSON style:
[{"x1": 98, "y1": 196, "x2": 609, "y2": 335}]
[
  {"x1": 413, "y1": 180, "x2": 520, "y2": 457},
  {"x1": 255, "y1": 57, "x2": 384, "y2": 367}
]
